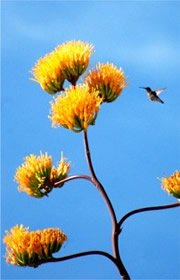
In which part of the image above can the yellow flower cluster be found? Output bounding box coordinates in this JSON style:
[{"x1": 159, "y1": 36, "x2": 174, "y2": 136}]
[
  {"x1": 15, "y1": 152, "x2": 70, "y2": 198},
  {"x1": 161, "y1": 171, "x2": 180, "y2": 199},
  {"x1": 50, "y1": 84, "x2": 102, "y2": 132},
  {"x1": 51, "y1": 157, "x2": 70, "y2": 183},
  {"x1": 31, "y1": 50, "x2": 65, "y2": 94},
  {"x1": 31, "y1": 40, "x2": 94, "y2": 93},
  {"x1": 3, "y1": 225, "x2": 67, "y2": 267},
  {"x1": 55, "y1": 40, "x2": 94, "y2": 84},
  {"x1": 85, "y1": 63, "x2": 127, "y2": 102}
]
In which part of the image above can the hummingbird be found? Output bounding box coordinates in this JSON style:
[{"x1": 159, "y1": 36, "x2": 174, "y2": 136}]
[{"x1": 139, "y1": 87, "x2": 166, "y2": 104}]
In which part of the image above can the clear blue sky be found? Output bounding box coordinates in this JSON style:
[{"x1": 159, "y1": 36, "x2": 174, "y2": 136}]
[{"x1": 1, "y1": 1, "x2": 180, "y2": 279}]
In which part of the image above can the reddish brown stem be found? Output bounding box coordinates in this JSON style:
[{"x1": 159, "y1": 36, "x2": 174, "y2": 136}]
[
  {"x1": 54, "y1": 174, "x2": 129, "y2": 277},
  {"x1": 118, "y1": 202, "x2": 180, "y2": 232},
  {"x1": 54, "y1": 175, "x2": 93, "y2": 186},
  {"x1": 83, "y1": 130, "x2": 130, "y2": 279},
  {"x1": 34, "y1": 250, "x2": 117, "y2": 268}
]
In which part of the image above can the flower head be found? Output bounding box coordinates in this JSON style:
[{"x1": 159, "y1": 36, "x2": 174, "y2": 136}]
[
  {"x1": 31, "y1": 40, "x2": 94, "y2": 93},
  {"x1": 31, "y1": 51, "x2": 65, "y2": 94},
  {"x1": 85, "y1": 63, "x2": 127, "y2": 102},
  {"x1": 55, "y1": 40, "x2": 94, "y2": 85},
  {"x1": 161, "y1": 171, "x2": 180, "y2": 199},
  {"x1": 49, "y1": 84, "x2": 102, "y2": 132},
  {"x1": 15, "y1": 152, "x2": 70, "y2": 198},
  {"x1": 3, "y1": 225, "x2": 67, "y2": 267}
]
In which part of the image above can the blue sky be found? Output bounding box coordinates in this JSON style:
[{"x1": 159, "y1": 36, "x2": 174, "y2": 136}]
[{"x1": 1, "y1": 1, "x2": 180, "y2": 279}]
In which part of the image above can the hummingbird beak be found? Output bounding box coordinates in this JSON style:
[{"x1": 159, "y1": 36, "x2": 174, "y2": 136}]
[{"x1": 139, "y1": 87, "x2": 146, "y2": 89}]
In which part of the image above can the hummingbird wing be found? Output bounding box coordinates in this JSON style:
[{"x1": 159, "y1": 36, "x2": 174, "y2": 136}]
[
  {"x1": 151, "y1": 95, "x2": 164, "y2": 104},
  {"x1": 155, "y1": 88, "x2": 167, "y2": 95}
]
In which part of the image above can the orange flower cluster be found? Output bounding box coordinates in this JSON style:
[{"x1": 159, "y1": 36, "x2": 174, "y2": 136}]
[
  {"x1": 85, "y1": 63, "x2": 127, "y2": 102},
  {"x1": 3, "y1": 225, "x2": 67, "y2": 267},
  {"x1": 31, "y1": 40, "x2": 94, "y2": 93},
  {"x1": 161, "y1": 171, "x2": 180, "y2": 199},
  {"x1": 15, "y1": 152, "x2": 70, "y2": 198},
  {"x1": 50, "y1": 84, "x2": 102, "y2": 132}
]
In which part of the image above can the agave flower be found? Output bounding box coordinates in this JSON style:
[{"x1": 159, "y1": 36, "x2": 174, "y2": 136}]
[
  {"x1": 31, "y1": 40, "x2": 94, "y2": 93},
  {"x1": 3, "y1": 225, "x2": 67, "y2": 267},
  {"x1": 85, "y1": 62, "x2": 127, "y2": 102},
  {"x1": 49, "y1": 84, "x2": 102, "y2": 132},
  {"x1": 161, "y1": 171, "x2": 180, "y2": 199},
  {"x1": 55, "y1": 40, "x2": 94, "y2": 85},
  {"x1": 31, "y1": 50, "x2": 65, "y2": 94},
  {"x1": 15, "y1": 152, "x2": 70, "y2": 198}
]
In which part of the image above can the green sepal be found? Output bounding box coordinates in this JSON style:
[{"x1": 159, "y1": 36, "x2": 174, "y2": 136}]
[
  {"x1": 46, "y1": 79, "x2": 65, "y2": 94},
  {"x1": 29, "y1": 175, "x2": 45, "y2": 198},
  {"x1": 29, "y1": 252, "x2": 39, "y2": 264},
  {"x1": 17, "y1": 259, "x2": 26, "y2": 266},
  {"x1": 50, "y1": 240, "x2": 56, "y2": 254},
  {"x1": 38, "y1": 166, "x2": 51, "y2": 178},
  {"x1": 75, "y1": 63, "x2": 87, "y2": 76},
  {"x1": 54, "y1": 242, "x2": 62, "y2": 253},
  {"x1": 80, "y1": 64, "x2": 87, "y2": 75},
  {"x1": 32, "y1": 191, "x2": 44, "y2": 198},
  {"x1": 72, "y1": 127, "x2": 83, "y2": 133},
  {"x1": 49, "y1": 241, "x2": 62, "y2": 256},
  {"x1": 106, "y1": 91, "x2": 118, "y2": 103},
  {"x1": 89, "y1": 111, "x2": 98, "y2": 126},
  {"x1": 171, "y1": 190, "x2": 180, "y2": 199},
  {"x1": 46, "y1": 88, "x2": 58, "y2": 94},
  {"x1": 15, "y1": 252, "x2": 27, "y2": 266},
  {"x1": 74, "y1": 115, "x2": 83, "y2": 130},
  {"x1": 57, "y1": 173, "x2": 68, "y2": 187},
  {"x1": 76, "y1": 64, "x2": 83, "y2": 75},
  {"x1": 39, "y1": 248, "x2": 49, "y2": 259},
  {"x1": 18, "y1": 251, "x2": 29, "y2": 265},
  {"x1": 47, "y1": 83, "x2": 59, "y2": 94}
]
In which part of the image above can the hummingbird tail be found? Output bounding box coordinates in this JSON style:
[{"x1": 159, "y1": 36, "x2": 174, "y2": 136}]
[{"x1": 160, "y1": 99, "x2": 164, "y2": 104}]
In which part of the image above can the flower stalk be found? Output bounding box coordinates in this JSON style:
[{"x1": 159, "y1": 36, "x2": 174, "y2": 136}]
[
  {"x1": 33, "y1": 250, "x2": 117, "y2": 268},
  {"x1": 54, "y1": 131, "x2": 130, "y2": 279},
  {"x1": 83, "y1": 130, "x2": 130, "y2": 279},
  {"x1": 118, "y1": 201, "x2": 180, "y2": 231}
]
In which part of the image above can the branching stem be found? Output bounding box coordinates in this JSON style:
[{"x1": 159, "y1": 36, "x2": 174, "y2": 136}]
[
  {"x1": 35, "y1": 250, "x2": 116, "y2": 268},
  {"x1": 54, "y1": 175, "x2": 93, "y2": 186},
  {"x1": 118, "y1": 201, "x2": 180, "y2": 231},
  {"x1": 52, "y1": 131, "x2": 179, "y2": 280},
  {"x1": 83, "y1": 130, "x2": 130, "y2": 279}
]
